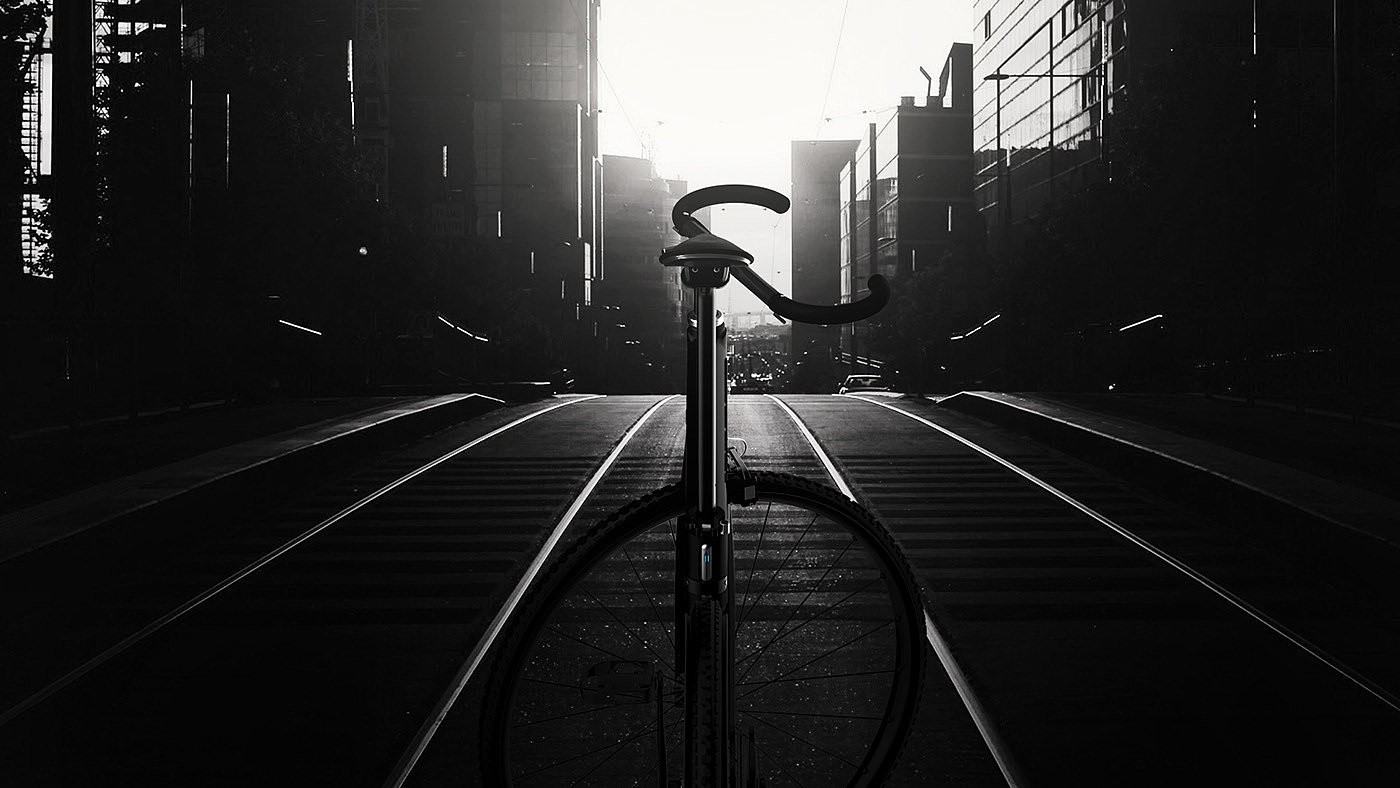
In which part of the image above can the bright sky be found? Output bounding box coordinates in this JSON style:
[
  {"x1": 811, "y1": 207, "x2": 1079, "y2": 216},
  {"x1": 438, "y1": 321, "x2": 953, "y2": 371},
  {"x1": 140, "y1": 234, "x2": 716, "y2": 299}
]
[{"x1": 597, "y1": 0, "x2": 975, "y2": 313}]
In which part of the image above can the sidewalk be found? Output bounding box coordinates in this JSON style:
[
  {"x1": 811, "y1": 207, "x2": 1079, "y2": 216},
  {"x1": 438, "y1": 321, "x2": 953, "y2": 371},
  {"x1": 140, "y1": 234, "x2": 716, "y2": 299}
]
[
  {"x1": 0, "y1": 394, "x2": 504, "y2": 565},
  {"x1": 1034, "y1": 392, "x2": 1400, "y2": 500},
  {"x1": 3, "y1": 397, "x2": 403, "y2": 515},
  {"x1": 939, "y1": 391, "x2": 1400, "y2": 554}
]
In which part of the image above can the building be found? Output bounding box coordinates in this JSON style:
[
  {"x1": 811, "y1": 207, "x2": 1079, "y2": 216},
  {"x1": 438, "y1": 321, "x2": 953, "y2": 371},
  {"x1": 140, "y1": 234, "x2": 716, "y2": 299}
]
[
  {"x1": 471, "y1": 0, "x2": 602, "y2": 312},
  {"x1": 789, "y1": 139, "x2": 858, "y2": 385},
  {"x1": 838, "y1": 42, "x2": 975, "y2": 373},
  {"x1": 971, "y1": 0, "x2": 1362, "y2": 394},
  {"x1": 973, "y1": 0, "x2": 1124, "y2": 238},
  {"x1": 597, "y1": 154, "x2": 687, "y2": 391}
]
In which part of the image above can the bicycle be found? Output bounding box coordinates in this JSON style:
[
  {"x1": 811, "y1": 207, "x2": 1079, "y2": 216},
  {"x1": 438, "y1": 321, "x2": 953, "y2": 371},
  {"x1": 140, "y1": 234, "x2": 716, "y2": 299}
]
[{"x1": 479, "y1": 184, "x2": 927, "y2": 787}]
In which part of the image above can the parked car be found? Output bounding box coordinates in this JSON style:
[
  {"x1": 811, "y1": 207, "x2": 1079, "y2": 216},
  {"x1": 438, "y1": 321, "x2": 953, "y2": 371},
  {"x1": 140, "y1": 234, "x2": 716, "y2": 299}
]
[{"x1": 837, "y1": 374, "x2": 891, "y2": 394}]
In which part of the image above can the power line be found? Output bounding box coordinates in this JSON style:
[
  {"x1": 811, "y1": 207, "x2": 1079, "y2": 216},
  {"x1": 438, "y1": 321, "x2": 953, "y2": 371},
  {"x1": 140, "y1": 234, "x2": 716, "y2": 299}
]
[{"x1": 814, "y1": 0, "x2": 854, "y2": 139}]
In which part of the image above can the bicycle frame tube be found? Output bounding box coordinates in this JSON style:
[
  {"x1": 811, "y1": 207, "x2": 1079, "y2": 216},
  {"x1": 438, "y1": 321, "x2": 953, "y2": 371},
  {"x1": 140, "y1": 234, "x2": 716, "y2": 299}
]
[
  {"x1": 680, "y1": 283, "x2": 735, "y2": 788},
  {"x1": 682, "y1": 285, "x2": 731, "y2": 596}
]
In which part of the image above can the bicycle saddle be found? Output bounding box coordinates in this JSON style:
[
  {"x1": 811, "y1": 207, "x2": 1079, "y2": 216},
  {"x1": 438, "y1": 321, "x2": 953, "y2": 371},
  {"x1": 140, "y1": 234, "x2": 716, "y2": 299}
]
[{"x1": 660, "y1": 232, "x2": 753, "y2": 267}]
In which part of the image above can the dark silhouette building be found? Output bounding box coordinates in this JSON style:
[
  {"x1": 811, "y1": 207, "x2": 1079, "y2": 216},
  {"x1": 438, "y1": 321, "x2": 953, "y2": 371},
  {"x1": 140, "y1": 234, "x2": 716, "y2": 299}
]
[
  {"x1": 598, "y1": 154, "x2": 689, "y2": 391},
  {"x1": 788, "y1": 139, "x2": 858, "y2": 385},
  {"x1": 838, "y1": 42, "x2": 976, "y2": 373},
  {"x1": 970, "y1": 0, "x2": 1381, "y2": 399},
  {"x1": 471, "y1": 0, "x2": 602, "y2": 309},
  {"x1": 23, "y1": 0, "x2": 605, "y2": 418}
]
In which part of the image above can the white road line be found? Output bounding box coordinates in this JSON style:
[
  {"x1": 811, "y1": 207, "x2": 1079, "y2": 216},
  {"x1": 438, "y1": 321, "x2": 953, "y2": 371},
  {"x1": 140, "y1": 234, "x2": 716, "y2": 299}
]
[
  {"x1": 762, "y1": 394, "x2": 856, "y2": 501},
  {"x1": 385, "y1": 394, "x2": 680, "y2": 788},
  {"x1": 0, "y1": 394, "x2": 603, "y2": 730},
  {"x1": 767, "y1": 394, "x2": 1026, "y2": 788},
  {"x1": 848, "y1": 394, "x2": 1400, "y2": 716}
]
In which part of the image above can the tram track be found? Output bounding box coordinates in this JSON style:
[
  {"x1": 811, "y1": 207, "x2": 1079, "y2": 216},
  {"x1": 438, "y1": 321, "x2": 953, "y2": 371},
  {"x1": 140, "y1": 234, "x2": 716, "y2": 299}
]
[
  {"x1": 0, "y1": 395, "x2": 688, "y2": 786},
  {"x1": 796, "y1": 393, "x2": 1400, "y2": 783},
  {"x1": 6, "y1": 390, "x2": 1399, "y2": 785}
]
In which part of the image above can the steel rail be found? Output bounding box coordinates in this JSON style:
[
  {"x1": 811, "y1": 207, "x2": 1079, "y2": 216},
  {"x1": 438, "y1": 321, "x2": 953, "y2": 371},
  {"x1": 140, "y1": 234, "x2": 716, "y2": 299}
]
[
  {"x1": 846, "y1": 394, "x2": 1400, "y2": 716},
  {"x1": 0, "y1": 394, "x2": 604, "y2": 729},
  {"x1": 384, "y1": 394, "x2": 681, "y2": 788},
  {"x1": 764, "y1": 393, "x2": 1028, "y2": 788}
]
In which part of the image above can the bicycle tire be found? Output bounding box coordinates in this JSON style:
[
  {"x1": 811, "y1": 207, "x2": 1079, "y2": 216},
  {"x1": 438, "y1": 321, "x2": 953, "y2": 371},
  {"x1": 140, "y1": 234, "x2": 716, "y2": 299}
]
[
  {"x1": 479, "y1": 471, "x2": 927, "y2": 787},
  {"x1": 688, "y1": 596, "x2": 726, "y2": 786}
]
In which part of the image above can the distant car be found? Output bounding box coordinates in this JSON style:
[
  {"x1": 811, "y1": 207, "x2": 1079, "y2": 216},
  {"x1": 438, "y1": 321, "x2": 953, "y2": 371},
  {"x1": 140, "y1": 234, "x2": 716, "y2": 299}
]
[
  {"x1": 837, "y1": 374, "x2": 891, "y2": 394},
  {"x1": 729, "y1": 375, "x2": 773, "y2": 394}
]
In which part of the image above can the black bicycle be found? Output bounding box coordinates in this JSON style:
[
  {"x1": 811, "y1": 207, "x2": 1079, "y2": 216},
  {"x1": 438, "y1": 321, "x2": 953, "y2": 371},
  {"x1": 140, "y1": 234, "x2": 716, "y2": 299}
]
[{"x1": 480, "y1": 184, "x2": 927, "y2": 787}]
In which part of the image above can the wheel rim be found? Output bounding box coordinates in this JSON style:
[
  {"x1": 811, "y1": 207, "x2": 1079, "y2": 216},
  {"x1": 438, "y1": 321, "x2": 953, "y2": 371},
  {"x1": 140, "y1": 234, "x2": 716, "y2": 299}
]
[{"x1": 493, "y1": 487, "x2": 920, "y2": 787}]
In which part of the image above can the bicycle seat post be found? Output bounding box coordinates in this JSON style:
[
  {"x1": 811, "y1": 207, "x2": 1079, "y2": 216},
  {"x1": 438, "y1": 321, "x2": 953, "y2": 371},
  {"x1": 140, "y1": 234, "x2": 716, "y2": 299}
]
[{"x1": 680, "y1": 264, "x2": 731, "y2": 597}]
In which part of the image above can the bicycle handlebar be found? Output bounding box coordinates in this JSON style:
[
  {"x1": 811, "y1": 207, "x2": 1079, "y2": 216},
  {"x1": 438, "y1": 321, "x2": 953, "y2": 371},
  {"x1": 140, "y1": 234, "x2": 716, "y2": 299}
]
[
  {"x1": 670, "y1": 183, "x2": 891, "y2": 326},
  {"x1": 672, "y1": 184, "x2": 791, "y2": 231},
  {"x1": 732, "y1": 267, "x2": 891, "y2": 325}
]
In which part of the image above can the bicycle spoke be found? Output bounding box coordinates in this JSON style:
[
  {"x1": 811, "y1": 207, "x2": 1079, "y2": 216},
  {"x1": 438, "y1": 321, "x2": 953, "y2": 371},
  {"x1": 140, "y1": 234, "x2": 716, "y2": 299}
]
[
  {"x1": 751, "y1": 730, "x2": 808, "y2": 787},
  {"x1": 734, "y1": 510, "x2": 819, "y2": 638},
  {"x1": 514, "y1": 701, "x2": 650, "y2": 729},
  {"x1": 736, "y1": 576, "x2": 881, "y2": 683},
  {"x1": 568, "y1": 713, "x2": 680, "y2": 787},
  {"x1": 520, "y1": 675, "x2": 586, "y2": 692},
  {"x1": 735, "y1": 668, "x2": 895, "y2": 688},
  {"x1": 631, "y1": 722, "x2": 685, "y2": 787},
  {"x1": 540, "y1": 623, "x2": 680, "y2": 686},
  {"x1": 736, "y1": 502, "x2": 775, "y2": 626},
  {"x1": 735, "y1": 538, "x2": 857, "y2": 686},
  {"x1": 621, "y1": 543, "x2": 675, "y2": 655},
  {"x1": 741, "y1": 708, "x2": 885, "y2": 722},
  {"x1": 579, "y1": 581, "x2": 675, "y2": 676},
  {"x1": 739, "y1": 709, "x2": 860, "y2": 768},
  {"x1": 737, "y1": 619, "x2": 894, "y2": 703},
  {"x1": 518, "y1": 713, "x2": 678, "y2": 782}
]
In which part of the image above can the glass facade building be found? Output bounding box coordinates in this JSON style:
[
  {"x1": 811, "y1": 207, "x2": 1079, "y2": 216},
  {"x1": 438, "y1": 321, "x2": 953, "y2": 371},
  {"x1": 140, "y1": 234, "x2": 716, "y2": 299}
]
[{"x1": 973, "y1": 0, "x2": 1126, "y2": 235}]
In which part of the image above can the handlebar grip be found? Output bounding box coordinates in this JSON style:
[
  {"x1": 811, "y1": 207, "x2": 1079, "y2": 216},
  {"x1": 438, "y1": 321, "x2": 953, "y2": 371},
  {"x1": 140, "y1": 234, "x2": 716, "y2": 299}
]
[
  {"x1": 732, "y1": 268, "x2": 891, "y2": 325},
  {"x1": 673, "y1": 184, "x2": 790, "y2": 229}
]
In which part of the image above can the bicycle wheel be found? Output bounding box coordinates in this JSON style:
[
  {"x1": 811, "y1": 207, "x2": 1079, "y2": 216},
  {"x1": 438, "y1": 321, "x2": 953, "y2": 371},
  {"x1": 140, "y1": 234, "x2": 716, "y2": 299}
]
[{"x1": 479, "y1": 471, "x2": 927, "y2": 787}]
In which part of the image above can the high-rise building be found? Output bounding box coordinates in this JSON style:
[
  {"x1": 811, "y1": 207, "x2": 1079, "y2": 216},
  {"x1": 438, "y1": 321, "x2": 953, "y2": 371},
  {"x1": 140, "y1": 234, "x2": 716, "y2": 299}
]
[
  {"x1": 789, "y1": 139, "x2": 858, "y2": 381},
  {"x1": 973, "y1": 0, "x2": 1127, "y2": 239},
  {"x1": 971, "y1": 0, "x2": 1353, "y2": 393},
  {"x1": 598, "y1": 154, "x2": 687, "y2": 391},
  {"x1": 972, "y1": 0, "x2": 1335, "y2": 241},
  {"x1": 838, "y1": 42, "x2": 975, "y2": 372},
  {"x1": 471, "y1": 0, "x2": 601, "y2": 308}
]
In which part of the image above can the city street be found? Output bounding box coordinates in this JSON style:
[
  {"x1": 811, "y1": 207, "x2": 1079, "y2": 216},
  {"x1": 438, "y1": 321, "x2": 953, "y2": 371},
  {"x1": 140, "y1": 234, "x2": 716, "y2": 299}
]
[{"x1": 2, "y1": 394, "x2": 1398, "y2": 785}]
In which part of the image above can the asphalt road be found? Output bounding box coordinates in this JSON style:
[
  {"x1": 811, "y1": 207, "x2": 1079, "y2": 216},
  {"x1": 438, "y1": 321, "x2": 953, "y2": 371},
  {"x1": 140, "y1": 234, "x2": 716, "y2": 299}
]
[{"x1": 1, "y1": 394, "x2": 1397, "y2": 786}]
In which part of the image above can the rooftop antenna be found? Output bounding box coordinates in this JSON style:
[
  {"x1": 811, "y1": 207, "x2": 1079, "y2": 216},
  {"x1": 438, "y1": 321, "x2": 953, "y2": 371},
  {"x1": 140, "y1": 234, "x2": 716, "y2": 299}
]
[{"x1": 919, "y1": 66, "x2": 933, "y2": 104}]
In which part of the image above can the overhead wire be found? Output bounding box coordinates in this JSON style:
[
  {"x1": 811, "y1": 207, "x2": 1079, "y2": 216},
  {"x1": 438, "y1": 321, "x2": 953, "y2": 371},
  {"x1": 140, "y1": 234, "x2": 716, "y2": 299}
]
[
  {"x1": 564, "y1": 0, "x2": 649, "y2": 157},
  {"x1": 814, "y1": 0, "x2": 855, "y2": 139}
]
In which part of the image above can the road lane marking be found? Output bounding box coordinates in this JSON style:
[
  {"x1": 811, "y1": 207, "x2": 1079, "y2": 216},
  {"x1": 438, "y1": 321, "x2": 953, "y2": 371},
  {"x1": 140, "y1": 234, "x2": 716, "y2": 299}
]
[
  {"x1": 847, "y1": 393, "x2": 1400, "y2": 716},
  {"x1": 766, "y1": 394, "x2": 1026, "y2": 787},
  {"x1": 0, "y1": 394, "x2": 603, "y2": 730},
  {"x1": 385, "y1": 394, "x2": 680, "y2": 788},
  {"x1": 762, "y1": 394, "x2": 857, "y2": 500}
]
